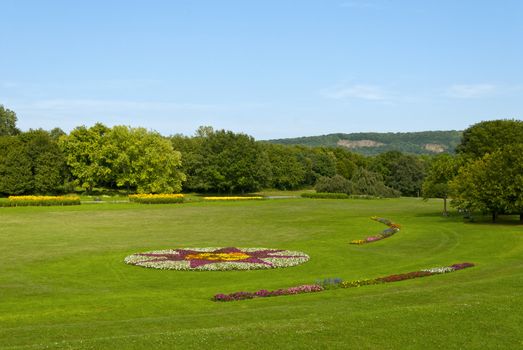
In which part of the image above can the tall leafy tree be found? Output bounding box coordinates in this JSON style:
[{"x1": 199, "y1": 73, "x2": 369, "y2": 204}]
[
  {"x1": 456, "y1": 119, "x2": 523, "y2": 159},
  {"x1": 176, "y1": 127, "x2": 271, "y2": 193},
  {"x1": 451, "y1": 144, "x2": 523, "y2": 222},
  {"x1": 294, "y1": 146, "x2": 337, "y2": 185},
  {"x1": 106, "y1": 126, "x2": 185, "y2": 193},
  {"x1": 0, "y1": 105, "x2": 20, "y2": 136},
  {"x1": 422, "y1": 154, "x2": 462, "y2": 215},
  {"x1": 20, "y1": 129, "x2": 68, "y2": 194},
  {"x1": 59, "y1": 123, "x2": 112, "y2": 193},
  {"x1": 264, "y1": 144, "x2": 306, "y2": 190},
  {"x1": 370, "y1": 151, "x2": 426, "y2": 197},
  {"x1": 0, "y1": 136, "x2": 32, "y2": 195}
]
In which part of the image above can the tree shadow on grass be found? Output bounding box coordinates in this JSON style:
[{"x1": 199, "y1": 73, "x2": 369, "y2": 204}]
[{"x1": 414, "y1": 211, "x2": 523, "y2": 226}]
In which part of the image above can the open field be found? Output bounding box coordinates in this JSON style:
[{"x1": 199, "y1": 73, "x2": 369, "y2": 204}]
[{"x1": 1, "y1": 198, "x2": 522, "y2": 349}]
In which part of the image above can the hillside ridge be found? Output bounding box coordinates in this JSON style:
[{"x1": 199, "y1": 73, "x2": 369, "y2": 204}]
[{"x1": 265, "y1": 130, "x2": 462, "y2": 155}]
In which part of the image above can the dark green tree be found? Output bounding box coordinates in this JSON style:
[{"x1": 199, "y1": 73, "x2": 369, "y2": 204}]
[
  {"x1": 19, "y1": 129, "x2": 68, "y2": 194},
  {"x1": 315, "y1": 175, "x2": 353, "y2": 194},
  {"x1": 0, "y1": 105, "x2": 20, "y2": 136},
  {"x1": 174, "y1": 127, "x2": 271, "y2": 193},
  {"x1": 264, "y1": 144, "x2": 306, "y2": 190},
  {"x1": 0, "y1": 136, "x2": 32, "y2": 195},
  {"x1": 370, "y1": 151, "x2": 426, "y2": 196},
  {"x1": 350, "y1": 168, "x2": 400, "y2": 198}
]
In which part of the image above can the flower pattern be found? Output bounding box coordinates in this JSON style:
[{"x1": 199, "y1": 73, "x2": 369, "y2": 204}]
[{"x1": 125, "y1": 247, "x2": 309, "y2": 271}]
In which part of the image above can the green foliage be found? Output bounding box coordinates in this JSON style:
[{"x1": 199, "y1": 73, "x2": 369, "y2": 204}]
[
  {"x1": 370, "y1": 151, "x2": 426, "y2": 196},
  {"x1": 350, "y1": 168, "x2": 400, "y2": 198},
  {"x1": 60, "y1": 124, "x2": 184, "y2": 194},
  {"x1": 456, "y1": 119, "x2": 523, "y2": 158},
  {"x1": 0, "y1": 105, "x2": 20, "y2": 136},
  {"x1": 172, "y1": 127, "x2": 271, "y2": 193},
  {"x1": 331, "y1": 147, "x2": 367, "y2": 179},
  {"x1": 267, "y1": 130, "x2": 462, "y2": 155},
  {"x1": 314, "y1": 175, "x2": 353, "y2": 194},
  {"x1": 422, "y1": 154, "x2": 463, "y2": 214},
  {"x1": 0, "y1": 136, "x2": 32, "y2": 195},
  {"x1": 59, "y1": 123, "x2": 112, "y2": 193},
  {"x1": 264, "y1": 144, "x2": 306, "y2": 190},
  {"x1": 451, "y1": 144, "x2": 523, "y2": 219},
  {"x1": 104, "y1": 126, "x2": 185, "y2": 193},
  {"x1": 19, "y1": 129, "x2": 69, "y2": 194}
]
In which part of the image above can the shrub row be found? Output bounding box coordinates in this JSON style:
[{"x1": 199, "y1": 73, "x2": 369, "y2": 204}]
[
  {"x1": 301, "y1": 192, "x2": 379, "y2": 200},
  {"x1": 128, "y1": 194, "x2": 185, "y2": 204},
  {"x1": 0, "y1": 195, "x2": 81, "y2": 207},
  {"x1": 203, "y1": 196, "x2": 264, "y2": 201},
  {"x1": 301, "y1": 192, "x2": 349, "y2": 199}
]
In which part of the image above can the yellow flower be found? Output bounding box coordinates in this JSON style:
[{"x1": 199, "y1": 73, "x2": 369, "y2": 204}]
[
  {"x1": 8, "y1": 195, "x2": 80, "y2": 201},
  {"x1": 203, "y1": 196, "x2": 263, "y2": 200},
  {"x1": 129, "y1": 194, "x2": 184, "y2": 199}
]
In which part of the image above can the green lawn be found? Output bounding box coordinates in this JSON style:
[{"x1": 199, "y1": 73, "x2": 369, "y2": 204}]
[{"x1": 0, "y1": 198, "x2": 522, "y2": 349}]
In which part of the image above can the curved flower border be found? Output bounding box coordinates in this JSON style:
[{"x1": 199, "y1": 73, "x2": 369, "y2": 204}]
[
  {"x1": 212, "y1": 262, "x2": 475, "y2": 301},
  {"x1": 124, "y1": 247, "x2": 309, "y2": 271},
  {"x1": 350, "y1": 216, "x2": 401, "y2": 245}
]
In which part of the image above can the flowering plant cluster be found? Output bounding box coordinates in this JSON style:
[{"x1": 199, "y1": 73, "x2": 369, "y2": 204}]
[
  {"x1": 203, "y1": 196, "x2": 264, "y2": 201},
  {"x1": 125, "y1": 247, "x2": 309, "y2": 271},
  {"x1": 1, "y1": 195, "x2": 81, "y2": 207},
  {"x1": 213, "y1": 284, "x2": 324, "y2": 301},
  {"x1": 212, "y1": 262, "x2": 475, "y2": 302},
  {"x1": 128, "y1": 193, "x2": 184, "y2": 204},
  {"x1": 350, "y1": 216, "x2": 401, "y2": 245}
]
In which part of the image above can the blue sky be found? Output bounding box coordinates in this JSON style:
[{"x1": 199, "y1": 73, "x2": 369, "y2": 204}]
[{"x1": 1, "y1": 0, "x2": 521, "y2": 139}]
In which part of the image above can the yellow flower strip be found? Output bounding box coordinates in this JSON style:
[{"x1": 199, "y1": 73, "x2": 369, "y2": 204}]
[
  {"x1": 203, "y1": 196, "x2": 263, "y2": 200},
  {"x1": 9, "y1": 195, "x2": 80, "y2": 201},
  {"x1": 128, "y1": 194, "x2": 184, "y2": 199}
]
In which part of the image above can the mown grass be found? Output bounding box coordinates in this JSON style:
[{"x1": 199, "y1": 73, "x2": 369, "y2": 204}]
[{"x1": 0, "y1": 198, "x2": 522, "y2": 349}]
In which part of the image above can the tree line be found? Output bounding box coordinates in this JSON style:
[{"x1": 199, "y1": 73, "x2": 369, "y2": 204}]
[
  {"x1": 423, "y1": 119, "x2": 523, "y2": 222},
  {"x1": 2, "y1": 104, "x2": 523, "y2": 221},
  {"x1": 0, "y1": 105, "x2": 428, "y2": 197}
]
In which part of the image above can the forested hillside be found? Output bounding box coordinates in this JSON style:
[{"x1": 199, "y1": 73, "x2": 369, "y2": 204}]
[{"x1": 266, "y1": 130, "x2": 462, "y2": 155}]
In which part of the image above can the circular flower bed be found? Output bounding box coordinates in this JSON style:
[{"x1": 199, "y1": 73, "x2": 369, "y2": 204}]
[{"x1": 124, "y1": 247, "x2": 310, "y2": 271}]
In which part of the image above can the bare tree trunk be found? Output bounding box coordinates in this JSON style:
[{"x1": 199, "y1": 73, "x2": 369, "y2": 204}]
[
  {"x1": 520, "y1": 213, "x2": 523, "y2": 224},
  {"x1": 492, "y1": 211, "x2": 497, "y2": 223},
  {"x1": 443, "y1": 196, "x2": 449, "y2": 216}
]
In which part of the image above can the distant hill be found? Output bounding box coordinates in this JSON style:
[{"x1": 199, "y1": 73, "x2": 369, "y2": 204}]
[{"x1": 265, "y1": 130, "x2": 463, "y2": 156}]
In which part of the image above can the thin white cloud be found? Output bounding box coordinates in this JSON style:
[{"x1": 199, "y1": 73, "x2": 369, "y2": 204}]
[
  {"x1": 321, "y1": 84, "x2": 389, "y2": 101},
  {"x1": 28, "y1": 99, "x2": 221, "y2": 112},
  {"x1": 445, "y1": 84, "x2": 498, "y2": 99}
]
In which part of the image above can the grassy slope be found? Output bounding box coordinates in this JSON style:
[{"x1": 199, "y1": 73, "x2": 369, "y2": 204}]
[{"x1": 0, "y1": 198, "x2": 522, "y2": 349}]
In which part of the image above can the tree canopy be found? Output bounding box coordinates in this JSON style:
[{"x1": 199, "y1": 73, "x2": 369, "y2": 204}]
[
  {"x1": 0, "y1": 105, "x2": 20, "y2": 136},
  {"x1": 456, "y1": 119, "x2": 523, "y2": 159},
  {"x1": 451, "y1": 144, "x2": 523, "y2": 222}
]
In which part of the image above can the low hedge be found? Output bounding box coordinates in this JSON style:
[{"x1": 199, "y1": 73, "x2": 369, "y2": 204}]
[
  {"x1": 301, "y1": 192, "x2": 349, "y2": 199},
  {"x1": 128, "y1": 194, "x2": 185, "y2": 204},
  {"x1": 0, "y1": 195, "x2": 81, "y2": 207},
  {"x1": 301, "y1": 193, "x2": 381, "y2": 200}
]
